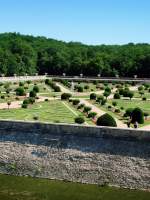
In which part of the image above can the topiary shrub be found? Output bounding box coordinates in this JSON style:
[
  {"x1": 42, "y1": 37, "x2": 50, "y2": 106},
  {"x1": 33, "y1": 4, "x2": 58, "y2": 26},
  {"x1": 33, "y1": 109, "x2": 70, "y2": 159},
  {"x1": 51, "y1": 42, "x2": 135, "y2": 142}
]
[
  {"x1": 103, "y1": 91, "x2": 111, "y2": 99},
  {"x1": 16, "y1": 87, "x2": 26, "y2": 96},
  {"x1": 77, "y1": 86, "x2": 84, "y2": 92},
  {"x1": 45, "y1": 79, "x2": 50, "y2": 85},
  {"x1": 101, "y1": 99, "x2": 107, "y2": 105},
  {"x1": 114, "y1": 93, "x2": 120, "y2": 99},
  {"x1": 83, "y1": 106, "x2": 92, "y2": 114},
  {"x1": 108, "y1": 105, "x2": 112, "y2": 110},
  {"x1": 93, "y1": 80, "x2": 98, "y2": 85},
  {"x1": 23, "y1": 99, "x2": 29, "y2": 105},
  {"x1": 88, "y1": 112, "x2": 97, "y2": 119},
  {"x1": 142, "y1": 97, "x2": 147, "y2": 101},
  {"x1": 33, "y1": 116, "x2": 39, "y2": 121},
  {"x1": 84, "y1": 85, "x2": 89, "y2": 90},
  {"x1": 112, "y1": 101, "x2": 117, "y2": 107},
  {"x1": 28, "y1": 97, "x2": 35, "y2": 104},
  {"x1": 72, "y1": 99, "x2": 80, "y2": 105},
  {"x1": 29, "y1": 90, "x2": 37, "y2": 98},
  {"x1": 26, "y1": 80, "x2": 31, "y2": 85},
  {"x1": 105, "y1": 86, "x2": 111, "y2": 93},
  {"x1": 138, "y1": 85, "x2": 144, "y2": 91},
  {"x1": 1, "y1": 95, "x2": 5, "y2": 99},
  {"x1": 96, "y1": 95, "x2": 104, "y2": 103},
  {"x1": 124, "y1": 108, "x2": 134, "y2": 118},
  {"x1": 77, "y1": 103, "x2": 85, "y2": 110},
  {"x1": 128, "y1": 91, "x2": 134, "y2": 100},
  {"x1": 54, "y1": 85, "x2": 61, "y2": 92},
  {"x1": 96, "y1": 113, "x2": 117, "y2": 127},
  {"x1": 61, "y1": 93, "x2": 72, "y2": 100},
  {"x1": 90, "y1": 93, "x2": 97, "y2": 100},
  {"x1": 19, "y1": 82, "x2": 24, "y2": 87},
  {"x1": 22, "y1": 104, "x2": 28, "y2": 109},
  {"x1": 114, "y1": 109, "x2": 120, "y2": 113},
  {"x1": 33, "y1": 85, "x2": 39, "y2": 93},
  {"x1": 75, "y1": 116, "x2": 85, "y2": 124},
  {"x1": 131, "y1": 107, "x2": 144, "y2": 124}
]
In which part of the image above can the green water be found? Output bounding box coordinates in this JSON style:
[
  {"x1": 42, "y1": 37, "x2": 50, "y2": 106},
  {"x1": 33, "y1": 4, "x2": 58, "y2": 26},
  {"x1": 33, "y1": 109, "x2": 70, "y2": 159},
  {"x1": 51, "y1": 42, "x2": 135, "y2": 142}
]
[{"x1": 0, "y1": 174, "x2": 149, "y2": 200}]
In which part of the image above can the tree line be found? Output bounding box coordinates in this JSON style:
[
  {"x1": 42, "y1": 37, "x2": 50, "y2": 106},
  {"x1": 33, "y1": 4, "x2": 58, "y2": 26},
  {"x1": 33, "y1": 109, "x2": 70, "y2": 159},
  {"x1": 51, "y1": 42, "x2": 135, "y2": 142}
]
[{"x1": 0, "y1": 32, "x2": 150, "y2": 77}]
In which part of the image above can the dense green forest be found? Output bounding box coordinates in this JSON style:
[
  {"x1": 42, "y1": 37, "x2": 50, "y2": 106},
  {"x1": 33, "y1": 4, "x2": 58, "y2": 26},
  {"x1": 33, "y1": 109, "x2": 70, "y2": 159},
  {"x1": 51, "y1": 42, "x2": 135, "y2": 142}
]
[{"x1": 0, "y1": 33, "x2": 150, "y2": 77}]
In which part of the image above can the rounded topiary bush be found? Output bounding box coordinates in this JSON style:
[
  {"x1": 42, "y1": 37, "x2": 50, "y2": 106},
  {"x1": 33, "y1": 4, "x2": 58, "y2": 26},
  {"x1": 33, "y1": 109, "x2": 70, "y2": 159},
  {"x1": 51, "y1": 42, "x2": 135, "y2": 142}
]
[
  {"x1": 54, "y1": 85, "x2": 61, "y2": 92},
  {"x1": 114, "y1": 93, "x2": 120, "y2": 99},
  {"x1": 142, "y1": 97, "x2": 147, "y2": 101},
  {"x1": 33, "y1": 116, "x2": 39, "y2": 121},
  {"x1": 131, "y1": 107, "x2": 144, "y2": 124},
  {"x1": 101, "y1": 99, "x2": 107, "y2": 105},
  {"x1": 28, "y1": 97, "x2": 35, "y2": 104},
  {"x1": 112, "y1": 101, "x2": 117, "y2": 107},
  {"x1": 96, "y1": 113, "x2": 117, "y2": 127},
  {"x1": 90, "y1": 93, "x2": 97, "y2": 100},
  {"x1": 72, "y1": 99, "x2": 80, "y2": 105},
  {"x1": 33, "y1": 85, "x2": 39, "y2": 93},
  {"x1": 1, "y1": 95, "x2": 5, "y2": 99},
  {"x1": 88, "y1": 112, "x2": 97, "y2": 119},
  {"x1": 16, "y1": 87, "x2": 26, "y2": 96},
  {"x1": 19, "y1": 82, "x2": 24, "y2": 87},
  {"x1": 77, "y1": 86, "x2": 83, "y2": 92},
  {"x1": 22, "y1": 104, "x2": 28, "y2": 109},
  {"x1": 29, "y1": 90, "x2": 37, "y2": 98},
  {"x1": 75, "y1": 117, "x2": 85, "y2": 124},
  {"x1": 23, "y1": 99, "x2": 29, "y2": 105},
  {"x1": 61, "y1": 93, "x2": 72, "y2": 100}
]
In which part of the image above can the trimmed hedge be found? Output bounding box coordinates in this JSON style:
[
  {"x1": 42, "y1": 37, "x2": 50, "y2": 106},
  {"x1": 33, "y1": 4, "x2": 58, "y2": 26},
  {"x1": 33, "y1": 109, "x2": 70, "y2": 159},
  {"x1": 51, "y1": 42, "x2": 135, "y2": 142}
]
[
  {"x1": 131, "y1": 107, "x2": 144, "y2": 124},
  {"x1": 96, "y1": 113, "x2": 117, "y2": 127},
  {"x1": 75, "y1": 117, "x2": 85, "y2": 124},
  {"x1": 61, "y1": 93, "x2": 72, "y2": 100}
]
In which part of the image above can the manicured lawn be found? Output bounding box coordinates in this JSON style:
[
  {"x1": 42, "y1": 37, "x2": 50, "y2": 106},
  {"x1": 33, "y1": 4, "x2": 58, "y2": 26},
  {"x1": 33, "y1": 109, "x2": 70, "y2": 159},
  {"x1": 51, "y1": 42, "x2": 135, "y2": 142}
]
[
  {"x1": 108, "y1": 99, "x2": 150, "y2": 114},
  {"x1": 66, "y1": 101, "x2": 95, "y2": 125},
  {"x1": 92, "y1": 99, "x2": 150, "y2": 126},
  {"x1": 134, "y1": 92, "x2": 150, "y2": 99},
  {"x1": 0, "y1": 174, "x2": 149, "y2": 200},
  {"x1": 0, "y1": 94, "x2": 18, "y2": 103},
  {"x1": 0, "y1": 101, "x2": 78, "y2": 124}
]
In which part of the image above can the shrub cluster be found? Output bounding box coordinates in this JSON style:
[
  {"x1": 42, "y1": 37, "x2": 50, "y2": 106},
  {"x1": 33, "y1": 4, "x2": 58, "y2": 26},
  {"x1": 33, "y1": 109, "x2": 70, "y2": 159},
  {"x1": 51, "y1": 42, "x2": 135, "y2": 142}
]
[
  {"x1": 96, "y1": 113, "x2": 117, "y2": 127},
  {"x1": 61, "y1": 93, "x2": 72, "y2": 100},
  {"x1": 45, "y1": 79, "x2": 61, "y2": 92}
]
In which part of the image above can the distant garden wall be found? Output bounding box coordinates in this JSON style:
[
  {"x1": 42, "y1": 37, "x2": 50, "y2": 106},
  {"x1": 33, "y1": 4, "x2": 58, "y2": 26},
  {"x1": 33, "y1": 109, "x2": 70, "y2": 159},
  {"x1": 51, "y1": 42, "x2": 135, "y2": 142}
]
[{"x1": 0, "y1": 120, "x2": 149, "y2": 190}]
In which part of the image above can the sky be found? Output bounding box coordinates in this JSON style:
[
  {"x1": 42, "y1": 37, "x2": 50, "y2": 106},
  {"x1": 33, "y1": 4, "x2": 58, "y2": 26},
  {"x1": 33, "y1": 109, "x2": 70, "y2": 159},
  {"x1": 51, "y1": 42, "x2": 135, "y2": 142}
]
[{"x1": 0, "y1": 0, "x2": 150, "y2": 45}]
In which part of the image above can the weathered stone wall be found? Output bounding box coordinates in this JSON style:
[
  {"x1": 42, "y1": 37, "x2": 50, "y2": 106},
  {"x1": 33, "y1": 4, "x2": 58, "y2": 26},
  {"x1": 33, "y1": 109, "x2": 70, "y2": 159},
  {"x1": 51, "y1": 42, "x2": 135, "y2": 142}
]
[{"x1": 0, "y1": 120, "x2": 149, "y2": 189}]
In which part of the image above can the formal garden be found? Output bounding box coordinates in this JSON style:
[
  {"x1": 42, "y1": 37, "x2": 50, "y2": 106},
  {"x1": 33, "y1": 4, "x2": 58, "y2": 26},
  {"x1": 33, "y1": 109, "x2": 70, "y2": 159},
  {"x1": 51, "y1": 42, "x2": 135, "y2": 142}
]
[{"x1": 0, "y1": 78, "x2": 149, "y2": 129}]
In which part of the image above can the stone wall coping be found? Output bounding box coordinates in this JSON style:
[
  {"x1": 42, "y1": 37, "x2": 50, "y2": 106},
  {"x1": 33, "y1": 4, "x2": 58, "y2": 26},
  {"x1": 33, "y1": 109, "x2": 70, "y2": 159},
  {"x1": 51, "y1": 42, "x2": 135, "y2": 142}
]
[{"x1": 0, "y1": 120, "x2": 149, "y2": 142}]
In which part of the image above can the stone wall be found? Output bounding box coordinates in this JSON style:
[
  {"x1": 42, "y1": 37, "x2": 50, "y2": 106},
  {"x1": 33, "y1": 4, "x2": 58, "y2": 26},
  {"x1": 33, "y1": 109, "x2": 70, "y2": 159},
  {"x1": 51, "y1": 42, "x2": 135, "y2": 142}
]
[{"x1": 0, "y1": 120, "x2": 149, "y2": 189}]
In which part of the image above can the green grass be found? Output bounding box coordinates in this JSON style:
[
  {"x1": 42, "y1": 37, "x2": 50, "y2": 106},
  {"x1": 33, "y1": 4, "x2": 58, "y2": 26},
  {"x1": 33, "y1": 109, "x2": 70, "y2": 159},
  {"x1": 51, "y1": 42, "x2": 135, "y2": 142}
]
[
  {"x1": 92, "y1": 99, "x2": 150, "y2": 127},
  {"x1": 0, "y1": 101, "x2": 77, "y2": 124},
  {"x1": 66, "y1": 101, "x2": 95, "y2": 125},
  {"x1": 0, "y1": 94, "x2": 18, "y2": 103},
  {"x1": 108, "y1": 99, "x2": 150, "y2": 114},
  {"x1": 134, "y1": 92, "x2": 150, "y2": 99},
  {"x1": 0, "y1": 174, "x2": 149, "y2": 200}
]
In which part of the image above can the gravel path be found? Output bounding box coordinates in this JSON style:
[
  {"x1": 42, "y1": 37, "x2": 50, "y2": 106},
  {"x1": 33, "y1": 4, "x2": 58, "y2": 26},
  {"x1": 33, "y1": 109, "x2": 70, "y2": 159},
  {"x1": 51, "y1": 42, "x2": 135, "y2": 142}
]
[
  {"x1": 79, "y1": 99, "x2": 127, "y2": 128},
  {"x1": 55, "y1": 82, "x2": 71, "y2": 93}
]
